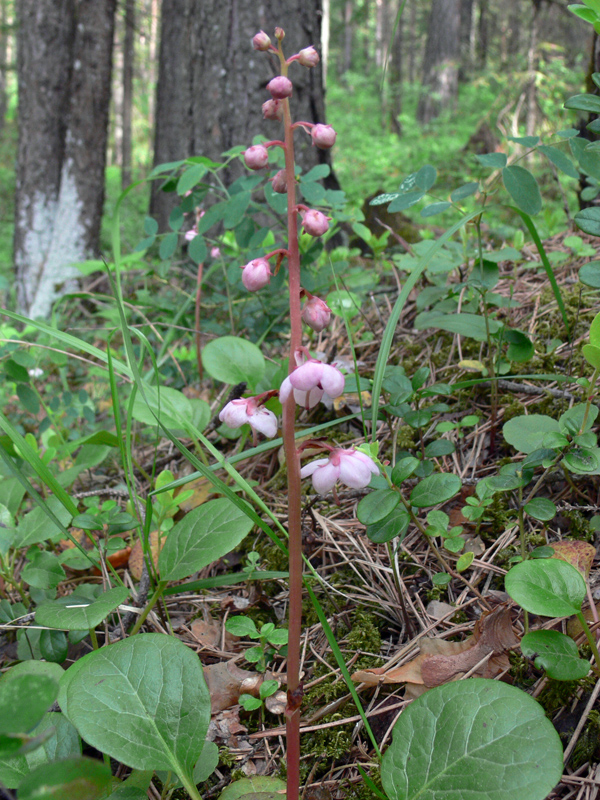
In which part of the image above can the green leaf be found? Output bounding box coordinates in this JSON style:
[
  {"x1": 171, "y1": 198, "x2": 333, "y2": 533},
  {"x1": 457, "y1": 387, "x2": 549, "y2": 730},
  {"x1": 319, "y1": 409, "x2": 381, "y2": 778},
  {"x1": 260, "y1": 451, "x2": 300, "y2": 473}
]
[
  {"x1": 159, "y1": 232, "x2": 178, "y2": 261},
  {"x1": 450, "y1": 182, "x2": 479, "y2": 201},
  {"x1": 504, "y1": 328, "x2": 534, "y2": 362},
  {"x1": 381, "y1": 678, "x2": 563, "y2": 800},
  {"x1": 388, "y1": 190, "x2": 426, "y2": 212},
  {"x1": 559, "y1": 402, "x2": 598, "y2": 435},
  {"x1": 524, "y1": 498, "x2": 557, "y2": 522},
  {"x1": 565, "y1": 93, "x2": 600, "y2": 113},
  {"x1": 223, "y1": 192, "x2": 251, "y2": 229},
  {"x1": 176, "y1": 164, "x2": 207, "y2": 195},
  {"x1": 144, "y1": 216, "x2": 158, "y2": 235},
  {"x1": 14, "y1": 497, "x2": 73, "y2": 549},
  {"x1": 503, "y1": 414, "x2": 560, "y2": 454},
  {"x1": 16, "y1": 384, "x2": 40, "y2": 416},
  {"x1": 475, "y1": 152, "x2": 507, "y2": 169},
  {"x1": 35, "y1": 587, "x2": 129, "y2": 631},
  {"x1": 502, "y1": 166, "x2": 542, "y2": 216},
  {"x1": 414, "y1": 311, "x2": 503, "y2": 341},
  {"x1": 18, "y1": 756, "x2": 112, "y2": 800},
  {"x1": 0, "y1": 674, "x2": 58, "y2": 735},
  {"x1": 456, "y1": 551, "x2": 474, "y2": 571},
  {"x1": 416, "y1": 165, "x2": 437, "y2": 191},
  {"x1": 194, "y1": 739, "x2": 220, "y2": 783},
  {"x1": 202, "y1": 336, "x2": 265, "y2": 389},
  {"x1": 66, "y1": 634, "x2": 210, "y2": 773},
  {"x1": 225, "y1": 616, "x2": 258, "y2": 638},
  {"x1": 537, "y1": 145, "x2": 580, "y2": 179},
  {"x1": 521, "y1": 630, "x2": 590, "y2": 681},
  {"x1": 188, "y1": 234, "x2": 207, "y2": 265},
  {"x1": 391, "y1": 457, "x2": 420, "y2": 485},
  {"x1": 575, "y1": 207, "x2": 600, "y2": 236},
  {"x1": 423, "y1": 440, "x2": 455, "y2": 457},
  {"x1": 410, "y1": 474, "x2": 461, "y2": 508},
  {"x1": 0, "y1": 713, "x2": 81, "y2": 788},
  {"x1": 40, "y1": 630, "x2": 68, "y2": 664},
  {"x1": 219, "y1": 776, "x2": 287, "y2": 800},
  {"x1": 505, "y1": 558, "x2": 586, "y2": 617},
  {"x1": 579, "y1": 260, "x2": 600, "y2": 288},
  {"x1": 508, "y1": 135, "x2": 540, "y2": 146},
  {"x1": 570, "y1": 137, "x2": 600, "y2": 181},
  {"x1": 159, "y1": 497, "x2": 254, "y2": 581},
  {"x1": 132, "y1": 385, "x2": 209, "y2": 437},
  {"x1": 421, "y1": 202, "x2": 451, "y2": 218},
  {"x1": 356, "y1": 489, "x2": 400, "y2": 525},
  {"x1": 302, "y1": 164, "x2": 330, "y2": 182},
  {"x1": 326, "y1": 289, "x2": 362, "y2": 320},
  {"x1": 589, "y1": 310, "x2": 600, "y2": 347},
  {"x1": 366, "y1": 506, "x2": 410, "y2": 544},
  {"x1": 22, "y1": 551, "x2": 65, "y2": 589}
]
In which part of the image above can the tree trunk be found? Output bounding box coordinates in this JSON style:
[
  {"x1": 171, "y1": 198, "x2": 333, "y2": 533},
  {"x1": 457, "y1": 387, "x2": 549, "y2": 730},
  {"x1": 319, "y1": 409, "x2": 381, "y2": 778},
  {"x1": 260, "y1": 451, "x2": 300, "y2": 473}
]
[
  {"x1": 151, "y1": 0, "x2": 334, "y2": 231},
  {"x1": 416, "y1": 0, "x2": 460, "y2": 124},
  {"x1": 342, "y1": 0, "x2": 353, "y2": 74},
  {"x1": 14, "y1": 0, "x2": 116, "y2": 319},
  {"x1": 525, "y1": 0, "x2": 541, "y2": 138},
  {"x1": 0, "y1": 0, "x2": 9, "y2": 133},
  {"x1": 389, "y1": 0, "x2": 403, "y2": 135},
  {"x1": 459, "y1": 0, "x2": 473, "y2": 78},
  {"x1": 408, "y1": 0, "x2": 416, "y2": 83},
  {"x1": 122, "y1": 0, "x2": 135, "y2": 187}
]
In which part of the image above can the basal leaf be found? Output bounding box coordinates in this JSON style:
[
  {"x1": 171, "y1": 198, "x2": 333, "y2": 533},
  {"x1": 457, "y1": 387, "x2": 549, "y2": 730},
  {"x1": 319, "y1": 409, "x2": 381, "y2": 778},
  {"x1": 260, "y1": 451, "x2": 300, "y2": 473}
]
[
  {"x1": 503, "y1": 415, "x2": 559, "y2": 454},
  {"x1": 35, "y1": 587, "x2": 129, "y2": 631},
  {"x1": 0, "y1": 674, "x2": 58, "y2": 735},
  {"x1": 17, "y1": 756, "x2": 112, "y2": 800},
  {"x1": 505, "y1": 558, "x2": 586, "y2": 617},
  {"x1": 521, "y1": 630, "x2": 590, "y2": 681},
  {"x1": 202, "y1": 336, "x2": 265, "y2": 389},
  {"x1": 410, "y1": 473, "x2": 461, "y2": 508}
]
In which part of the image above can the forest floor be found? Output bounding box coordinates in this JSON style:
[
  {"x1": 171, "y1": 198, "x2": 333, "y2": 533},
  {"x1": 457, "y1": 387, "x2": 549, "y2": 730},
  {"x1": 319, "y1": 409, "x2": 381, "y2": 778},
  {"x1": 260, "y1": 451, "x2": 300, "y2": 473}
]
[{"x1": 3, "y1": 230, "x2": 600, "y2": 800}]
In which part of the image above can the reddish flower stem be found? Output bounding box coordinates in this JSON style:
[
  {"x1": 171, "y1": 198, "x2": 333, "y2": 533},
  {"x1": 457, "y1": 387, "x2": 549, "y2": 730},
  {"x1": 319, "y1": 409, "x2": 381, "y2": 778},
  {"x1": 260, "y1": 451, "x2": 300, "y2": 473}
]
[{"x1": 278, "y1": 45, "x2": 303, "y2": 800}]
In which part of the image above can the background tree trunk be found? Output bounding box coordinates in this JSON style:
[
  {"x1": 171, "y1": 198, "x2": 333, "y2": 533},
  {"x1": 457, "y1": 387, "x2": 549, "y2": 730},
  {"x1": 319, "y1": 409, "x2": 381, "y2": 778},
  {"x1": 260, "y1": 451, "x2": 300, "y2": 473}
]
[
  {"x1": 388, "y1": 0, "x2": 403, "y2": 135},
  {"x1": 416, "y1": 0, "x2": 460, "y2": 124},
  {"x1": 14, "y1": 0, "x2": 116, "y2": 318},
  {"x1": 121, "y1": 0, "x2": 134, "y2": 187},
  {"x1": 341, "y1": 0, "x2": 353, "y2": 75},
  {"x1": 151, "y1": 0, "x2": 333, "y2": 231}
]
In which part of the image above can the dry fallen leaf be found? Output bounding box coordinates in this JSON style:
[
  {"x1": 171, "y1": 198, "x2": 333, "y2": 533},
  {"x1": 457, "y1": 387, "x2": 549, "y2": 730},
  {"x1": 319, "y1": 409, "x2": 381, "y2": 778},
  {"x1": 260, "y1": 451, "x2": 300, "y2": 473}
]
[
  {"x1": 551, "y1": 540, "x2": 595, "y2": 579},
  {"x1": 352, "y1": 605, "x2": 517, "y2": 697},
  {"x1": 128, "y1": 530, "x2": 164, "y2": 580},
  {"x1": 175, "y1": 476, "x2": 212, "y2": 513}
]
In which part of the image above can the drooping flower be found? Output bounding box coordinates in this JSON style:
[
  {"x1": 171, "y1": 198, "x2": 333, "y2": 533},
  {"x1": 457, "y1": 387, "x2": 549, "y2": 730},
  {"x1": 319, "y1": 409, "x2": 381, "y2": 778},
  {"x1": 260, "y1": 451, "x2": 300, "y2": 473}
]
[
  {"x1": 311, "y1": 124, "x2": 336, "y2": 150},
  {"x1": 210, "y1": 246, "x2": 221, "y2": 258},
  {"x1": 267, "y1": 76, "x2": 293, "y2": 100},
  {"x1": 279, "y1": 349, "x2": 345, "y2": 409},
  {"x1": 301, "y1": 448, "x2": 379, "y2": 494},
  {"x1": 253, "y1": 30, "x2": 271, "y2": 51},
  {"x1": 219, "y1": 397, "x2": 278, "y2": 438},
  {"x1": 185, "y1": 225, "x2": 198, "y2": 242},
  {"x1": 297, "y1": 46, "x2": 319, "y2": 68},
  {"x1": 270, "y1": 169, "x2": 288, "y2": 194},
  {"x1": 244, "y1": 145, "x2": 269, "y2": 170},
  {"x1": 301, "y1": 295, "x2": 331, "y2": 332},
  {"x1": 301, "y1": 209, "x2": 330, "y2": 237},
  {"x1": 241, "y1": 258, "x2": 272, "y2": 291}
]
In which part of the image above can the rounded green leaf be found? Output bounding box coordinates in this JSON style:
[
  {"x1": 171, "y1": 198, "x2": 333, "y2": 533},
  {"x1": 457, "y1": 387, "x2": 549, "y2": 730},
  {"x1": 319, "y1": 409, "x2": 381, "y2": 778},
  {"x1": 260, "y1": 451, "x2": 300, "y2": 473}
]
[
  {"x1": 451, "y1": 182, "x2": 479, "y2": 201},
  {"x1": 421, "y1": 202, "x2": 451, "y2": 218},
  {"x1": 410, "y1": 474, "x2": 461, "y2": 508},
  {"x1": 521, "y1": 630, "x2": 590, "y2": 681},
  {"x1": 159, "y1": 498, "x2": 254, "y2": 581},
  {"x1": 66, "y1": 634, "x2": 210, "y2": 773},
  {"x1": 132, "y1": 385, "x2": 210, "y2": 436},
  {"x1": 225, "y1": 616, "x2": 258, "y2": 638},
  {"x1": 505, "y1": 558, "x2": 586, "y2": 617},
  {"x1": 476, "y1": 152, "x2": 507, "y2": 169},
  {"x1": 502, "y1": 165, "x2": 542, "y2": 216},
  {"x1": 381, "y1": 678, "x2": 563, "y2": 800},
  {"x1": 18, "y1": 756, "x2": 112, "y2": 800},
  {"x1": 503, "y1": 414, "x2": 559, "y2": 454},
  {"x1": 0, "y1": 673, "x2": 58, "y2": 736},
  {"x1": 391, "y1": 457, "x2": 420, "y2": 486},
  {"x1": 356, "y1": 489, "x2": 400, "y2": 525},
  {"x1": 219, "y1": 776, "x2": 287, "y2": 800},
  {"x1": 589, "y1": 310, "x2": 600, "y2": 348},
  {"x1": 326, "y1": 289, "x2": 362, "y2": 320},
  {"x1": 575, "y1": 207, "x2": 600, "y2": 236},
  {"x1": 188, "y1": 234, "x2": 207, "y2": 265},
  {"x1": 524, "y1": 497, "x2": 556, "y2": 522},
  {"x1": 202, "y1": 336, "x2": 265, "y2": 389},
  {"x1": 456, "y1": 551, "x2": 474, "y2": 571},
  {"x1": 579, "y1": 261, "x2": 600, "y2": 288},
  {"x1": 366, "y1": 506, "x2": 410, "y2": 544},
  {"x1": 35, "y1": 587, "x2": 129, "y2": 631},
  {"x1": 423, "y1": 440, "x2": 455, "y2": 458}
]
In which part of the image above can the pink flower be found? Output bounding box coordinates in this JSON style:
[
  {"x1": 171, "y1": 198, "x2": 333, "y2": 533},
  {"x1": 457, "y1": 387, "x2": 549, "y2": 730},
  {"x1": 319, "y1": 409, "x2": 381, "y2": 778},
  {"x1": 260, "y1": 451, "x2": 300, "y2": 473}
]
[
  {"x1": 268, "y1": 76, "x2": 293, "y2": 100},
  {"x1": 279, "y1": 350, "x2": 345, "y2": 409},
  {"x1": 210, "y1": 246, "x2": 221, "y2": 258},
  {"x1": 241, "y1": 258, "x2": 272, "y2": 291},
  {"x1": 253, "y1": 30, "x2": 271, "y2": 51},
  {"x1": 185, "y1": 226, "x2": 198, "y2": 242},
  {"x1": 301, "y1": 448, "x2": 379, "y2": 494},
  {"x1": 219, "y1": 397, "x2": 278, "y2": 438},
  {"x1": 244, "y1": 145, "x2": 269, "y2": 170},
  {"x1": 298, "y1": 46, "x2": 319, "y2": 68},
  {"x1": 301, "y1": 295, "x2": 331, "y2": 332},
  {"x1": 263, "y1": 99, "x2": 283, "y2": 121},
  {"x1": 302, "y1": 209, "x2": 330, "y2": 237},
  {"x1": 311, "y1": 124, "x2": 336, "y2": 150},
  {"x1": 270, "y1": 169, "x2": 287, "y2": 194}
]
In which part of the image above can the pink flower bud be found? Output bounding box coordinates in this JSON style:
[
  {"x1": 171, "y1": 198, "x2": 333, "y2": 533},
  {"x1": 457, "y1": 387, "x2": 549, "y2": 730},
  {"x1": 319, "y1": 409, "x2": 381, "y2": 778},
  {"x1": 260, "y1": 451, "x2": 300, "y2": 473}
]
[
  {"x1": 274, "y1": 27, "x2": 285, "y2": 41},
  {"x1": 279, "y1": 349, "x2": 345, "y2": 408},
  {"x1": 219, "y1": 397, "x2": 278, "y2": 438},
  {"x1": 241, "y1": 258, "x2": 272, "y2": 292},
  {"x1": 210, "y1": 246, "x2": 221, "y2": 258},
  {"x1": 311, "y1": 124, "x2": 337, "y2": 150},
  {"x1": 262, "y1": 99, "x2": 283, "y2": 121},
  {"x1": 302, "y1": 209, "x2": 330, "y2": 237},
  {"x1": 270, "y1": 169, "x2": 288, "y2": 194},
  {"x1": 298, "y1": 46, "x2": 319, "y2": 68},
  {"x1": 301, "y1": 296, "x2": 331, "y2": 332},
  {"x1": 267, "y1": 76, "x2": 293, "y2": 100},
  {"x1": 185, "y1": 225, "x2": 198, "y2": 242},
  {"x1": 244, "y1": 145, "x2": 269, "y2": 170},
  {"x1": 301, "y1": 448, "x2": 379, "y2": 494},
  {"x1": 253, "y1": 30, "x2": 271, "y2": 51}
]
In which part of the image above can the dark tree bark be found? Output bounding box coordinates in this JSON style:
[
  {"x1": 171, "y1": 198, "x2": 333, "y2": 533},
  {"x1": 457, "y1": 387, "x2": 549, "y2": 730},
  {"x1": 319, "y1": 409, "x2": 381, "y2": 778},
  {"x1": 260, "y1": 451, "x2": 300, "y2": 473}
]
[
  {"x1": 151, "y1": 0, "x2": 334, "y2": 231},
  {"x1": 341, "y1": 0, "x2": 353, "y2": 75},
  {"x1": 388, "y1": 1, "x2": 403, "y2": 135},
  {"x1": 122, "y1": 0, "x2": 135, "y2": 187},
  {"x1": 416, "y1": 0, "x2": 460, "y2": 124},
  {"x1": 459, "y1": 0, "x2": 473, "y2": 77},
  {"x1": 14, "y1": 0, "x2": 116, "y2": 318}
]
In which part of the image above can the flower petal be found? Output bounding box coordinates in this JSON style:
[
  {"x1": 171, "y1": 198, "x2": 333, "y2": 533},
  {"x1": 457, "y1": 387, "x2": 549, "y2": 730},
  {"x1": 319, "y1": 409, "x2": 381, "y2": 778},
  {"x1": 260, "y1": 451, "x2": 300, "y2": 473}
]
[
  {"x1": 289, "y1": 361, "x2": 324, "y2": 391},
  {"x1": 320, "y1": 364, "x2": 345, "y2": 398},
  {"x1": 338, "y1": 455, "x2": 373, "y2": 489},
  {"x1": 351, "y1": 450, "x2": 380, "y2": 475},
  {"x1": 279, "y1": 376, "x2": 293, "y2": 403},
  {"x1": 300, "y1": 458, "x2": 330, "y2": 478},
  {"x1": 311, "y1": 462, "x2": 340, "y2": 494},
  {"x1": 304, "y1": 386, "x2": 324, "y2": 408},
  {"x1": 219, "y1": 400, "x2": 250, "y2": 429},
  {"x1": 249, "y1": 408, "x2": 278, "y2": 438}
]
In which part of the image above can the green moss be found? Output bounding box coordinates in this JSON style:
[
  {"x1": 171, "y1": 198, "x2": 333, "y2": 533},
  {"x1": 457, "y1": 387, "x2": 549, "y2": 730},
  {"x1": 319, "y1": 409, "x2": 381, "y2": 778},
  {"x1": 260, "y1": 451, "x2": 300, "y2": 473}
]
[
  {"x1": 571, "y1": 710, "x2": 600, "y2": 769},
  {"x1": 343, "y1": 764, "x2": 384, "y2": 800},
  {"x1": 562, "y1": 511, "x2": 594, "y2": 542}
]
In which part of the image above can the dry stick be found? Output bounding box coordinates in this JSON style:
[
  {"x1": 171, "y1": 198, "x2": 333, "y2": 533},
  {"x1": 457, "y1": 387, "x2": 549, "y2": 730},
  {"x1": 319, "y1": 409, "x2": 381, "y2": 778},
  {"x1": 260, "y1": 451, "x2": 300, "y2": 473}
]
[
  {"x1": 562, "y1": 678, "x2": 600, "y2": 765},
  {"x1": 279, "y1": 46, "x2": 303, "y2": 800}
]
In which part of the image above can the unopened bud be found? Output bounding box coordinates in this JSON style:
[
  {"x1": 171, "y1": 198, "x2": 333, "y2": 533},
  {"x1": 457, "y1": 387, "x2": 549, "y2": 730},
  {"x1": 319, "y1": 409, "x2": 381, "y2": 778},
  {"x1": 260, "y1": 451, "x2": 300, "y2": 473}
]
[
  {"x1": 302, "y1": 295, "x2": 331, "y2": 332},
  {"x1": 241, "y1": 258, "x2": 272, "y2": 292},
  {"x1": 267, "y1": 76, "x2": 293, "y2": 100},
  {"x1": 271, "y1": 169, "x2": 287, "y2": 193},
  {"x1": 243, "y1": 144, "x2": 269, "y2": 170},
  {"x1": 274, "y1": 27, "x2": 285, "y2": 41},
  {"x1": 253, "y1": 30, "x2": 271, "y2": 51},
  {"x1": 311, "y1": 124, "x2": 337, "y2": 150},
  {"x1": 262, "y1": 99, "x2": 283, "y2": 121},
  {"x1": 298, "y1": 46, "x2": 319, "y2": 68},
  {"x1": 302, "y1": 209, "x2": 331, "y2": 237}
]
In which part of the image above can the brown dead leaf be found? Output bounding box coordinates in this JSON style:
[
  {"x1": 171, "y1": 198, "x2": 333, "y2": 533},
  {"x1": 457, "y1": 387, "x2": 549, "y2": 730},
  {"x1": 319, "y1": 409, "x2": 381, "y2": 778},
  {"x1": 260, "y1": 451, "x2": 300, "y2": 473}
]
[
  {"x1": 551, "y1": 540, "x2": 595, "y2": 579},
  {"x1": 352, "y1": 605, "x2": 517, "y2": 696},
  {"x1": 175, "y1": 476, "x2": 212, "y2": 513},
  {"x1": 128, "y1": 530, "x2": 164, "y2": 580},
  {"x1": 191, "y1": 618, "x2": 221, "y2": 649},
  {"x1": 203, "y1": 660, "x2": 264, "y2": 713}
]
